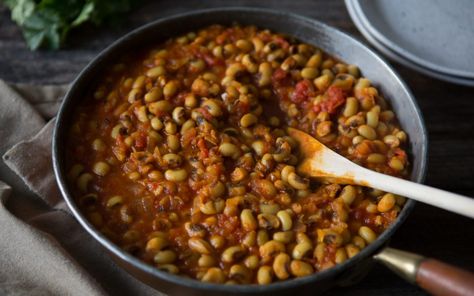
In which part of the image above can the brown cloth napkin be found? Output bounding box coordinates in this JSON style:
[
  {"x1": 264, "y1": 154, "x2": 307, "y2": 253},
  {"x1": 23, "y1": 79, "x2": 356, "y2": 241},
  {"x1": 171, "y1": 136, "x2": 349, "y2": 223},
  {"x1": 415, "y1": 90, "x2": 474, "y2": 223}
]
[{"x1": 0, "y1": 80, "x2": 161, "y2": 296}]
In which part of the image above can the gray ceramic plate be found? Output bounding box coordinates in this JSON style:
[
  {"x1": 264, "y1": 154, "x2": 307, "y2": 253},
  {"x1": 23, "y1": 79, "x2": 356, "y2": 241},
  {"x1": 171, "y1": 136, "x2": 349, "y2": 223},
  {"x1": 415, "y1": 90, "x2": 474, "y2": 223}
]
[
  {"x1": 345, "y1": 0, "x2": 474, "y2": 84},
  {"x1": 345, "y1": 0, "x2": 474, "y2": 86}
]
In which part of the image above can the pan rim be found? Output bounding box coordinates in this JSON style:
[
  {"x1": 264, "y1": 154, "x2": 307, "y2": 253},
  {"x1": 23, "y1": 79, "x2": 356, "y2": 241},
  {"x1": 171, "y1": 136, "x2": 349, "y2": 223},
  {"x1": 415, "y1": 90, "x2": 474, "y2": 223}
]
[{"x1": 53, "y1": 6, "x2": 427, "y2": 293}]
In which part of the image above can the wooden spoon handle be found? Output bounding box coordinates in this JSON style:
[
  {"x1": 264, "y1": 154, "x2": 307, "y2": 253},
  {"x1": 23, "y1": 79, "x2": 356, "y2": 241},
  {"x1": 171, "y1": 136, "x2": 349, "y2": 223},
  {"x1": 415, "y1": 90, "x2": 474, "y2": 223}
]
[
  {"x1": 374, "y1": 248, "x2": 474, "y2": 296},
  {"x1": 417, "y1": 259, "x2": 474, "y2": 296},
  {"x1": 357, "y1": 167, "x2": 474, "y2": 219}
]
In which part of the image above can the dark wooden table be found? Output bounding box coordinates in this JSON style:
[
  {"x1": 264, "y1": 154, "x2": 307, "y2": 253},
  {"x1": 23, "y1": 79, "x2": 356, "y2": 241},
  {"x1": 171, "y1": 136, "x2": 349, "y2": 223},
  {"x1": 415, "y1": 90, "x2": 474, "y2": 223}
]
[{"x1": 1, "y1": 1, "x2": 473, "y2": 295}]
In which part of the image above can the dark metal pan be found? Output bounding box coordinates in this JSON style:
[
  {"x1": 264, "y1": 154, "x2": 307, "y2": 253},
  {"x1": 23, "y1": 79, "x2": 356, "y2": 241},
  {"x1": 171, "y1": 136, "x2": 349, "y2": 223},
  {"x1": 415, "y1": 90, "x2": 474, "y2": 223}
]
[{"x1": 53, "y1": 7, "x2": 429, "y2": 295}]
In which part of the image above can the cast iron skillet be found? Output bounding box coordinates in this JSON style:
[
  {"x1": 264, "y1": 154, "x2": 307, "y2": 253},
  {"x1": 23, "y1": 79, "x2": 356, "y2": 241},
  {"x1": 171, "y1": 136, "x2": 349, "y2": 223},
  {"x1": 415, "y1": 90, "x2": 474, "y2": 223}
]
[{"x1": 53, "y1": 7, "x2": 427, "y2": 295}]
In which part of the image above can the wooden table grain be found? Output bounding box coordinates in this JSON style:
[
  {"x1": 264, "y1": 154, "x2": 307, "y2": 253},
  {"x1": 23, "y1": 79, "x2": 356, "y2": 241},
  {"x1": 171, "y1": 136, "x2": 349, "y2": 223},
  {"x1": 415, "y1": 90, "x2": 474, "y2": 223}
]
[{"x1": 1, "y1": 1, "x2": 473, "y2": 295}]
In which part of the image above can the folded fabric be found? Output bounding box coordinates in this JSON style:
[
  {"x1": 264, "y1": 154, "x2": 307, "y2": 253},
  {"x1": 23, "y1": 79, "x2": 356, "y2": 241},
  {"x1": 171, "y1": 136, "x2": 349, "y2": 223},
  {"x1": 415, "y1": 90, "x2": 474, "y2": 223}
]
[{"x1": 0, "y1": 80, "x2": 161, "y2": 296}]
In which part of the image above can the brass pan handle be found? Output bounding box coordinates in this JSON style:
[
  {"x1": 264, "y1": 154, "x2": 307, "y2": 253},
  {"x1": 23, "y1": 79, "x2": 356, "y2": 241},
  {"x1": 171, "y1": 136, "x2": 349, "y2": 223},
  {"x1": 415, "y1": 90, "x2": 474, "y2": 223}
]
[{"x1": 374, "y1": 248, "x2": 474, "y2": 296}]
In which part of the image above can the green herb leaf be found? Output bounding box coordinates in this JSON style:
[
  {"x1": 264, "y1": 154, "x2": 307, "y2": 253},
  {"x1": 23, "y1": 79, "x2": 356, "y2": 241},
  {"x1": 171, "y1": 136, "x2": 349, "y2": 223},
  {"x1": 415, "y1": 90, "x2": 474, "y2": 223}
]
[{"x1": 2, "y1": 0, "x2": 137, "y2": 50}]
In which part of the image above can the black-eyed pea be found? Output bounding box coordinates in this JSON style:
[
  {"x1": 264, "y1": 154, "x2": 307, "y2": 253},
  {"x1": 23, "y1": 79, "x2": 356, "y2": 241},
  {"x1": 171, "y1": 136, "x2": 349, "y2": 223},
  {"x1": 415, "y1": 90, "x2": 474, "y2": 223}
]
[
  {"x1": 219, "y1": 142, "x2": 241, "y2": 159},
  {"x1": 306, "y1": 52, "x2": 322, "y2": 68},
  {"x1": 106, "y1": 195, "x2": 123, "y2": 208},
  {"x1": 68, "y1": 164, "x2": 84, "y2": 181},
  {"x1": 378, "y1": 193, "x2": 396, "y2": 212},
  {"x1": 128, "y1": 171, "x2": 140, "y2": 181},
  {"x1": 119, "y1": 205, "x2": 133, "y2": 224},
  {"x1": 79, "y1": 193, "x2": 98, "y2": 207},
  {"x1": 340, "y1": 185, "x2": 357, "y2": 206},
  {"x1": 301, "y1": 67, "x2": 319, "y2": 80},
  {"x1": 123, "y1": 230, "x2": 140, "y2": 243},
  {"x1": 172, "y1": 107, "x2": 186, "y2": 125},
  {"x1": 292, "y1": 241, "x2": 313, "y2": 260},
  {"x1": 146, "y1": 65, "x2": 166, "y2": 78},
  {"x1": 154, "y1": 250, "x2": 177, "y2": 264},
  {"x1": 202, "y1": 99, "x2": 222, "y2": 117},
  {"x1": 201, "y1": 267, "x2": 225, "y2": 283},
  {"x1": 335, "y1": 248, "x2": 348, "y2": 264},
  {"x1": 163, "y1": 80, "x2": 179, "y2": 98},
  {"x1": 383, "y1": 135, "x2": 400, "y2": 148},
  {"x1": 389, "y1": 157, "x2": 405, "y2": 171},
  {"x1": 221, "y1": 245, "x2": 246, "y2": 263},
  {"x1": 257, "y1": 265, "x2": 273, "y2": 285},
  {"x1": 164, "y1": 121, "x2": 177, "y2": 135},
  {"x1": 231, "y1": 167, "x2": 248, "y2": 182},
  {"x1": 343, "y1": 97, "x2": 359, "y2": 117},
  {"x1": 358, "y1": 124, "x2": 377, "y2": 140},
  {"x1": 396, "y1": 130, "x2": 407, "y2": 142},
  {"x1": 352, "y1": 235, "x2": 366, "y2": 249},
  {"x1": 163, "y1": 153, "x2": 182, "y2": 168},
  {"x1": 346, "y1": 244, "x2": 360, "y2": 258},
  {"x1": 259, "y1": 240, "x2": 285, "y2": 259},
  {"x1": 257, "y1": 230, "x2": 269, "y2": 246},
  {"x1": 277, "y1": 210, "x2": 293, "y2": 231},
  {"x1": 225, "y1": 63, "x2": 246, "y2": 79},
  {"x1": 200, "y1": 199, "x2": 225, "y2": 215},
  {"x1": 150, "y1": 117, "x2": 163, "y2": 131},
  {"x1": 149, "y1": 100, "x2": 172, "y2": 114},
  {"x1": 198, "y1": 254, "x2": 216, "y2": 268},
  {"x1": 258, "y1": 213, "x2": 280, "y2": 230},
  {"x1": 255, "y1": 179, "x2": 277, "y2": 198},
  {"x1": 287, "y1": 172, "x2": 309, "y2": 190},
  {"x1": 164, "y1": 134, "x2": 179, "y2": 151},
  {"x1": 210, "y1": 234, "x2": 226, "y2": 249},
  {"x1": 242, "y1": 231, "x2": 257, "y2": 247},
  {"x1": 148, "y1": 170, "x2": 163, "y2": 181},
  {"x1": 185, "y1": 222, "x2": 207, "y2": 238},
  {"x1": 367, "y1": 153, "x2": 386, "y2": 164},
  {"x1": 242, "y1": 54, "x2": 258, "y2": 73},
  {"x1": 244, "y1": 255, "x2": 259, "y2": 270},
  {"x1": 236, "y1": 39, "x2": 253, "y2": 52},
  {"x1": 91, "y1": 139, "x2": 106, "y2": 152},
  {"x1": 273, "y1": 231, "x2": 294, "y2": 244},
  {"x1": 314, "y1": 242, "x2": 326, "y2": 262},
  {"x1": 77, "y1": 173, "x2": 93, "y2": 193},
  {"x1": 316, "y1": 121, "x2": 332, "y2": 137},
  {"x1": 380, "y1": 110, "x2": 395, "y2": 122},
  {"x1": 258, "y1": 62, "x2": 272, "y2": 87},
  {"x1": 164, "y1": 168, "x2": 187, "y2": 182},
  {"x1": 290, "y1": 260, "x2": 314, "y2": 277},
  {"x1": 273, "y1": 253, "x2": 291, "y2": 280},
  {"x1": 127, "y1": 88, "x2": 142, "y2": 103},
  {"x1": 359, "y1": 226, "x2": 377, "y2": 244},
  {"x1": 180, "y1": 119, "x2": 195, "y2": 133},
  {"x1": 229, "y1": 264, "x2": 251, "y2": 283},
  {"x1": 251, "y1": 140, "x2": 265, "y2": 156},
  {"x1": 240, "y1": 113, "x2": 258, "y2": 127},
  {"x1": 210, "y1": 181, "x2": 225, "y2": 198},
  {"x1": 322, "y1": 232, "x2": 344, "y2": 247},
  {"x1": 132, "y1": 75, "x2": 146, "y2": 89},
  {"x1": 314, "y1": 74, "x2": 332, "y2": 91},
  {"x1": 88, "y1": 212, "x2": 102, "y2": 226},
  {"x1": 145, "y1": 87, "x2": 163, "y2": 103},
  {"x1": 212, "y1": 45, "x2": 223, "y2": 58},
  {"x1": 157, "y1": 264, "x2": 179, "y2": 274},
  {"x1": 188, "y1": 237, "x2": 213, "y2": 254},
  {"x1": 366, "y1": 202, "x2": 378, "y2": 214},
  {"x1": 260, "y1": 203, "x2": 280, "y2": 215},
  {"x1": 240, "y1": 209, "x2": 257, "y2": 231},
  {"x1": 280, "y1": 165, "x2": 295, "y2": 183}
]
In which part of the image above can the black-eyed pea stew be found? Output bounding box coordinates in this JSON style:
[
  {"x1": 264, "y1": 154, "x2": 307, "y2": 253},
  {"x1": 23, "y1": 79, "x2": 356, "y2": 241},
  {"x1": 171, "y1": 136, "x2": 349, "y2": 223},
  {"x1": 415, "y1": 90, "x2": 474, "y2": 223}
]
[{"x1": 66, "y1": 25, "x2": 409, "y2": 285}]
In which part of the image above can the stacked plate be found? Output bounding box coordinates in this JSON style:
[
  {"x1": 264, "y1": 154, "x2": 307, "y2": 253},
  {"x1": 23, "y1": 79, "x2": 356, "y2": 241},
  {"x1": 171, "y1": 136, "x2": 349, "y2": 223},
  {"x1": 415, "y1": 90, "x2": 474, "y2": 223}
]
[{"x1": 345, "y1": 0, "x2": 474, "y2": 86}]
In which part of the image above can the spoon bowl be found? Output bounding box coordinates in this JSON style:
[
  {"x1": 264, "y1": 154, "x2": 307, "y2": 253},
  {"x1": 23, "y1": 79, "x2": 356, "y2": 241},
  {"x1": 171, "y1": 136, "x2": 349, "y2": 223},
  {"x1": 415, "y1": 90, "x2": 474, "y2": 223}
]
[{"x1": 287, "y1": 127, "x2": 474, "y2": 219}]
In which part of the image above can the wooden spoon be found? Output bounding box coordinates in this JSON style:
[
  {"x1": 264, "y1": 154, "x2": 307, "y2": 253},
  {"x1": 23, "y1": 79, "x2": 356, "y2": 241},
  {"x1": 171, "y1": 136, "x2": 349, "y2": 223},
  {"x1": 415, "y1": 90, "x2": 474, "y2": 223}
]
[{"x1": 287, "y1": 127, "x2": 474, "y2": 219}]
